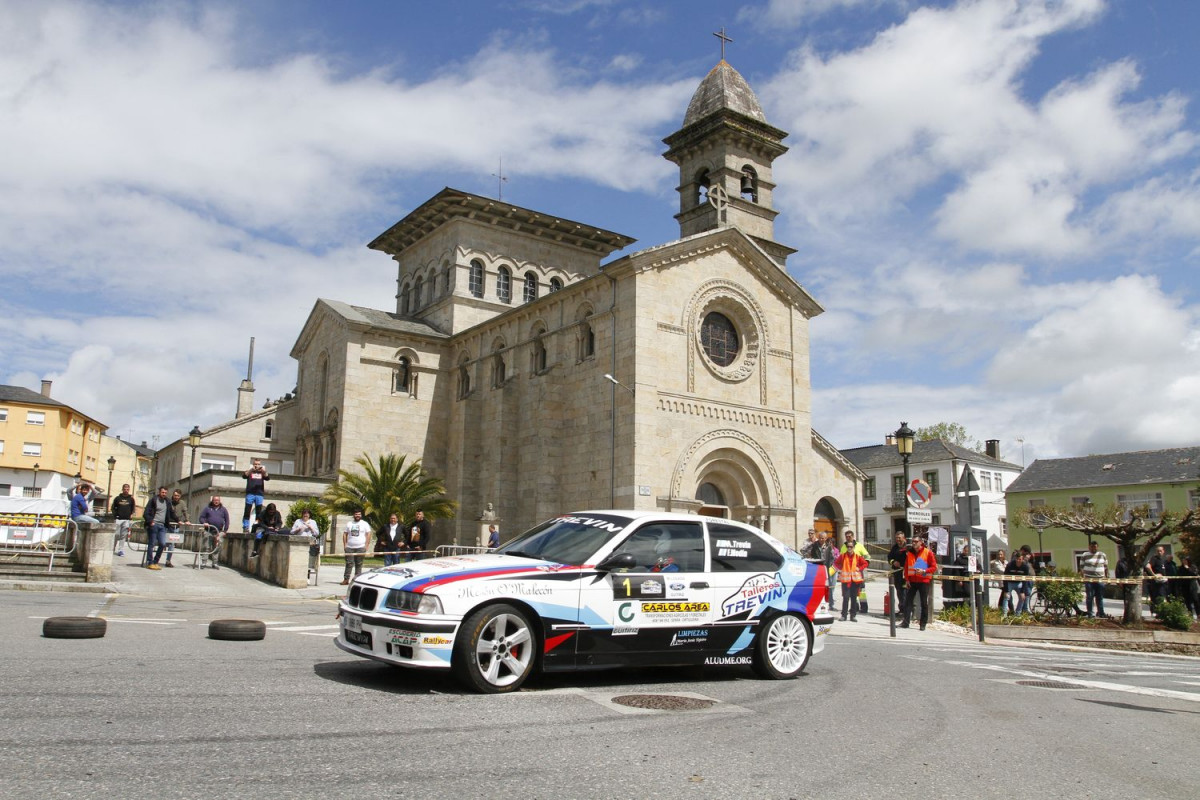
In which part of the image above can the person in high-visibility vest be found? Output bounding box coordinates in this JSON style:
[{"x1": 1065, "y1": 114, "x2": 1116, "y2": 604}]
[
  {"x1": 836, "y1": 530, "x2": 870, "y2": 622},
  {"x1": 901, "y1": 536, "x2": 938, "y2": 630}
]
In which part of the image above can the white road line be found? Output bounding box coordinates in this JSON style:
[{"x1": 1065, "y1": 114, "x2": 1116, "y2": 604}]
[
  {"x1": 298, "y1": 632, "x2": 339, "y2": 637},
  {"x1": 267, "y1": 624, "x2": 340, "y2": 632}
]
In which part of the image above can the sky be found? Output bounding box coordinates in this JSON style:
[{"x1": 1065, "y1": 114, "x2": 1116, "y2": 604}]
[{"x1": 1, "y1": 0, "x2": 1198, "y2": 467}]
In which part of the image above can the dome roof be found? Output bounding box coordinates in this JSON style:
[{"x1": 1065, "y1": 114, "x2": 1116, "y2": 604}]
[{"x1": 682, "y1": 60, "x2": 767, "y2": 128}]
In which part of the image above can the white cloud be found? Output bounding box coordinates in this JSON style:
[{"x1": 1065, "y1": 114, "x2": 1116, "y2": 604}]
[{"x1": 744, "y1": 0, "x2": 891, "y2": 28}]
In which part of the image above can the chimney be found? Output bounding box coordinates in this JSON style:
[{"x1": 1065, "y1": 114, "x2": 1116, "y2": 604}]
[
  {"x1": 40, "y1": 379, "x2": 52, "y2": 397},
  {"x1": 986, "y1": 439, "x2": 1000, "y2": 459},
  {"x1": 884, "y1": 434, "x2": 895, "y2": 447}
]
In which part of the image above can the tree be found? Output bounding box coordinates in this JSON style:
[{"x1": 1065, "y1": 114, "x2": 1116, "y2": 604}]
[
  {"x1": 321, "y1": 453, "x2": 456, "y2": 531},
  {"x1": 915, "y1": 422, "x2": 980, "y2": 452},
  {"x1": 1015, "y1": 504, "x2": 1200, "y2": 624}
]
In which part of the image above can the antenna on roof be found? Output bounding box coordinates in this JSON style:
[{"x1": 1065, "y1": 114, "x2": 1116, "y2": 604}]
[{"x1": 491, "y1": 157, "x2": 508, "y2": 201}]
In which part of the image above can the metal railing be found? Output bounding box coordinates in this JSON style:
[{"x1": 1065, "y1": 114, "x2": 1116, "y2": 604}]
[{"x1": 0, "y1": 517, "x2": 80, "y2": 572}]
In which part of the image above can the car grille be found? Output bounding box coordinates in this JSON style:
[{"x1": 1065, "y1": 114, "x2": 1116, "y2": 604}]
[{"x1": 346, "y1": 585, "x2": 380, "y2": 611}]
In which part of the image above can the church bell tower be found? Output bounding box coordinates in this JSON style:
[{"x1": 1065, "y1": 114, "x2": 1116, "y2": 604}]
[{"x1": 662, "y1": 59, "x2": 792, "y2": 265}]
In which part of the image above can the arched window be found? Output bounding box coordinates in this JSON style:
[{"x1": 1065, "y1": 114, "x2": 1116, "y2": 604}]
[
  {"x1": 697, "y1": 483, "x2": 725, "y2": 506},
  {"x1": 740, "y1": 166, "x2": 758, "y2": 203},
  {"x1": 395, "y1": 356, "x2": 410, "y2": 393},
  {"x1": 493, "y1": 352, "x2": 506, "y2": 387},
  {"x1": 578, "y1": 320, "x2": 595, "y2": 361},
  {"x1": 457, "y1": 356, "x2": 471, "y2": 400},
  {"x1": 497, "y1": 266, "x2": 512, "y2": 304},
  {"x1": 413, "y1": 277, "x2": 424, "y2": 310},
  {"x1": 549, "y1": 277, "x2": 563, "y2": 292},
  {"x1": 400, "y1": 285, "x2": 411, "y2": 315},
  {"x1": 695, "y1": 169, "x2": 710, "y2": 206},
  {"x1": 523, "y1": 271, "x2": 538, "y2": 303},
  {"x1": 263, "y1": 419, "x2": 274, "y2": 440},
  {"x1": 469, "y1": 260, "x2": 484, "y2": 298},
  {"x1": 443, "y1": 265, "x2": 452, "y2": 295},
  {"x1": 531, "y1": 327, "x2": 547, "y2": 374},
  {"x1": 317, "y1": 354, "x2": 329, "y2": 421}
]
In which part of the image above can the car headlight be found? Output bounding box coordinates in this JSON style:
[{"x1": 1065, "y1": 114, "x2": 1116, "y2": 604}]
[
  {"x1": 385, "y1": 589, "x2": 443, "y2": 615},
  {"x1": 417, "y1": 594, "x2": 443, "y2": 615}
]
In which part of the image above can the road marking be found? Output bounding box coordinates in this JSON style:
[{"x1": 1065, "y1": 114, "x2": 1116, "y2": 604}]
[{"x1": 266, "y1": 624, "x2": 340, "y2": 632}]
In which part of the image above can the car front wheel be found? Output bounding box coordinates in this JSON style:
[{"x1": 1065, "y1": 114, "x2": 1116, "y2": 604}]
[
  {"x1": 752, "y1": 612, "x2": 811, "y2": 679},
  {"x1": 452, "y1": 603, "x2": 537, "y2": 693}
]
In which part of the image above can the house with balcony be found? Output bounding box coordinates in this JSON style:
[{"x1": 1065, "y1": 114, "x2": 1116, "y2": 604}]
[
  {"x1": 0, "y1": 381, "x2": 107, "y2": 502},
  {"x1": 1005, "y1": 446, "x2": 1200, "y2": 571},
  {"x1": 842, "y1": 436, "x2": 1022, "y2": 549}
]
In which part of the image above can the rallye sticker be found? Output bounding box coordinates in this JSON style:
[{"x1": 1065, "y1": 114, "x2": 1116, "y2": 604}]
[
  {"x1": 639, "y1": 601, "x2": 710, "y2": 625},
  {"x1": 721, "y1": 573, "x2": 786, "y2": 618},
  {"x1": 714, "y1": 538, "x2": 753, "y2": 558},
  {"x1": 612, "y1": 575, "x2": 665, "y2": 599},
  {"x1": 389, "y1": 629, "x2": 419, "y2": 646},
  {"x1": 670, "y1": 629, "x2": 707, "y2": 646}
]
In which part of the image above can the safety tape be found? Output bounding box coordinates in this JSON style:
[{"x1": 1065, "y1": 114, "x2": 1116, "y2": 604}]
[{"x1": 865, "y1": 568, "x2": 1192, "y2": 585}]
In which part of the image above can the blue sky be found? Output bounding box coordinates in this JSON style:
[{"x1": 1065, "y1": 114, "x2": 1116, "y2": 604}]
[{"x1": 2, "y1": 0, "x2": 1198, "y2": 465}]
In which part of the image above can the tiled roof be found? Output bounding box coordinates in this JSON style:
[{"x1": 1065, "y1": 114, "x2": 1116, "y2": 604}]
[
  {"x1": 841, "y1": 439, "x2": 1022, "y2": 472},
  {"x1": 0, "y1": 384, "x2": 69, "y2": 409},
  {"x1": 1006, "y1": 446, "x2": 1200, "y2": 493}
]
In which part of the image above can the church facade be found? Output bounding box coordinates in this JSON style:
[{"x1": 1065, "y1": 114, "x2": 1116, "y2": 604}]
[{"x1": 289, "y1": 60, "x2": 863, "y2": 550}]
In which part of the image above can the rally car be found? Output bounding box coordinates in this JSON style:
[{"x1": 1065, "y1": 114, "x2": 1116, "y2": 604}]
[{"x1": 336, "y1": 510, "x2": 835, "y2": 693}]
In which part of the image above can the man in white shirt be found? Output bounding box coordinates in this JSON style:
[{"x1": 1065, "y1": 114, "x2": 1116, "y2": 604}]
[
  {"x1": 1079, "y1": 540, "x2": 1109, "y2": 618},
  {"x1": 341, "y1": 509, "x2": 372, "y2": 585}
]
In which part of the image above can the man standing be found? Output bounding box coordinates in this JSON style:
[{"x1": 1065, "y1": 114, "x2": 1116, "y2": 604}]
[
  {"x1": 70, "y1": 484, "x2": 100, "y2": 524},
  {"x1": 407, "y1": 509, "x2": 431, "y2": 560},
  {"x1": 241, "y1": 458, "x2": 270, "y2": 533},
  {"x1": 1079, "y1": 540, "x2": 1109, "y2": 618},
  {"x1": 1145, "y1": 546, "x2": 1170, "y2": 609},
  {"x1": 887, "y1": 531, "x2": 908, "y2": 605},
  {"x1": 375, "y1": 513, "x2": 404, "y2": 567},
  {"x1": 141, "y1": 487, "x2": 177, "y2": 570},
  {"x1": 164, "y1": 489, "x2": 189, "y2": 567},
  {"x1": 836, "y1": 530, "x2": 869, "y2": 622},
  {"x1": 342, "y1": 510, "x2": 371, "y2": 585},
  {"x1": 487, "y1": 524, "x2": 500, "y2": 549},
  {"x1": 901, "y1": 536, "x2": 938, "y2": 630},
  {"x1": 111, "y1": 483, "x2": 136, "y2": 557},
  {"x1": 198, "y1": 495, "x2": 229, "y2": 569}
]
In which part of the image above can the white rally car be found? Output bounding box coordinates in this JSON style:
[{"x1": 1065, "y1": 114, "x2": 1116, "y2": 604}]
[{"x1": 336, "y1": 511, "x2": 835, "y2": 693}]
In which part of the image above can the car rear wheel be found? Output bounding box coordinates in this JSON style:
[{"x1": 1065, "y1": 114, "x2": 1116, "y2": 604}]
[
  {"x1": 452, "y1": 603, "x2": 536, "y2": 693},
  {"x1": 752, "y1": 612, "x2": 811, "y2": 679}
]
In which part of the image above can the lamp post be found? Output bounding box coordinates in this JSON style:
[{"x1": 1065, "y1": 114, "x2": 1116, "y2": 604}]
[
  {"x1": 186, "y1": 426, "x2": 202, "y2": 515},
  {"x1": 31, "y1": 462, "x2": 40, "y2": 498},
  {"x1": 894, "y1": 421, "x2": 915, "y2": 534},
  {"x1": 106, "y1": 456, "x2": 116, "y2": 512},
  {"x1": 603, "y1": 374, "x2": 634, "y2": 508}
]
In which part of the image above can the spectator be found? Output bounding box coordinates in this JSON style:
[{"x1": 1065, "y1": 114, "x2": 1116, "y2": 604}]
[
  {"x1": 141, "y1": 487, "x2": 177, "y2": 570},
  {"x1": 241, "y1": 458, "x2": 270, "y2": 533},
  {"x1": 1006, "y1": 551, "x2": 1034, "y2": 614},
  {"x1": 487, "y1": 524, "x2": 500, "y2": 549},
  {"x1": 1079, "y1": 540, "x2": 1109, "y2": 618},
  {"x1": 291, "y1": 509, "x2": 321, "y2": 564},
  {"x1": 342, "y1": 509, "x2": 372, "y2": 585},
  {"x1": 406, "y1": 509, "x2": 432, "y2": 560},
  {"x1": 991, "y1": 549, "x2": 1011, "y2": 613},
  {"x1": 111, "y1": 483, "x2": 136, "y2": 557},
  {"x1": 1178, "y1": 556, "x2": 1200, "y2": 617},
  {"x1": 165, "y1": 489, "x2": 189, "y2": 567},
  {"x1": 888, "y1": 531, "x2": 908, "y2": 602},
  {"x1": 901, "y1": 536, "x2": 938, "y2": 630},
  {"x1": 1145, "y1": 546, "x2": 1171, "y2": 610},
  {"x1": 251, "y1": 502, "x2": 283, "y2": 557},
  {"x1": 835, "y1": 530, "x2": 869, "y2": 622},
  {"x1": 375, "y1": 513, "x2": 404, "y2": 567},
  {"x1": 803, "y1": 529, "x2": 818, "y2": 557},
  {"x1": 944, "y1": 544, "x2": 971, "y2": 607},
  {"x1": 70, "y1": 484, "x2": 100, "y2": 525},
  {"x1": 198, "y1": 495, "x2": 229, "y2": 570}
]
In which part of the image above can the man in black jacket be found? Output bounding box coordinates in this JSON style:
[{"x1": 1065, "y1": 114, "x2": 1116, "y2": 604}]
[
  {"x1": 406, "y1": 510, "x2": 432, "y2": 560},
  {"x1": 111, "y1": 483, "x2": 136, "y2": 557},
  {"x1": 142, "y1": 487, "x2": 178, "y2": 570}
]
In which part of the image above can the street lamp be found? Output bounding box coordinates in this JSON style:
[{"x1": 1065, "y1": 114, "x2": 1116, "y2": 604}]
[
  {"x1": 894, "y1": 422, "x2": 915, "y2": 534},
  {"x1": 186, "y1": 425, "x2": 202, "y2": 514},
  {"x1": 106, "y1": 455, "x2": 116, "y2": 512},
  {"x1": 603, "y1": 375, "x2": 634, "y2": 508},
  {"x1": 31, "y1": 462, "x2": 39, "y2": 498}
]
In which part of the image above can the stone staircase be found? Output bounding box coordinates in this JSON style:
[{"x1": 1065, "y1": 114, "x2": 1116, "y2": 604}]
[{"x1": 0, "y1": 550, "x2": 86, "y2": 583}]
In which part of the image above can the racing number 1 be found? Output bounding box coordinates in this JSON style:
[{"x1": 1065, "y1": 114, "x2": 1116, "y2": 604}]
[{"x1": 622, "y1": 577, "x2": 631, "y2": 597}]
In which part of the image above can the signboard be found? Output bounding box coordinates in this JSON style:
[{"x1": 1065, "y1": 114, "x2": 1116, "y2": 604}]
[
  {"x1": 906, "y1": 479, "x2": 932, "y2": 508},
  {"x1": 906, "y1": 508, "x2": 932, "y2": 524},
  {"x1": 956, "y1": 465, "x2": 980, "y2": 493}
]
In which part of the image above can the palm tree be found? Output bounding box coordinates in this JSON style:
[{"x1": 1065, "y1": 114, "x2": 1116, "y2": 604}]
[{"x1": 322, "y1": 453, "x2": 456, "y2": 531}]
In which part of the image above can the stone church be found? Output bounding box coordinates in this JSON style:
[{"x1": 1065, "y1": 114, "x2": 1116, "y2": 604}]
[{"x1": 283, "y1": 59, "x2": 863, "y2": 549}]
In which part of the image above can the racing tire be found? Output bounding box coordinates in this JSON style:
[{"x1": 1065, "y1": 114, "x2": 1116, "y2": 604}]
[
  {"x1": 42, "y1": 616, "x2": 107, "y2": 639},
  {"x1": 452, "y1": 603, "x2": 537, "y2": 694},
  {"x1": 751, "y1": 612, "x2": 811, "y2": 680},
  {"x1": 208, "y1": 619, "x2": 267, "y2": 641}
]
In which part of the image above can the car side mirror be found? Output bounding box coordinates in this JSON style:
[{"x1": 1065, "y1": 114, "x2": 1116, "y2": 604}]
[{"x1": 597, "y1": 552, "x2": 636, "y2": 571}]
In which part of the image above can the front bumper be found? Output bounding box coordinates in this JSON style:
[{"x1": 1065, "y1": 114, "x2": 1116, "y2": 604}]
[{"x1": 336, "y1": 604, "x2": 460, "y2": 669}]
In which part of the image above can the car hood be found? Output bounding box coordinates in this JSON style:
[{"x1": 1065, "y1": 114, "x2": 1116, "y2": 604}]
[{"x1": 353, "y1": 553, "x2": 571, "y2": 593}]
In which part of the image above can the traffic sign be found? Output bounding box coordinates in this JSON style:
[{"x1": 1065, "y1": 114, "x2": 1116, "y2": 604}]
[
  {"x1": 956, "y1": 465, "x2": 980, "y2": 493},
  {"x1": 906, "y1": 479, "x2": 932, "y2": 508},
  {"x1": 906, "y1": 508, "x2": 932, "y2": 524}
]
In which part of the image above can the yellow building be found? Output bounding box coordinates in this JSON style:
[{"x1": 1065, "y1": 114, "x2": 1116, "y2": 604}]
[
  {"x1": 0, "y1": 381, "x2": 107, "y2": 502},
  {"x1": 98, "y1": 434, "x2": 156, "y2": 513}
]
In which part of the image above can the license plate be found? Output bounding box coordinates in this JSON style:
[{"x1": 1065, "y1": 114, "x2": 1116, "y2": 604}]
[
  {"x1": 344, "y1": 613, "x2": 362, "y2": 633},
  {"x1": 346, "y1": 629, "x2": 372, "y2": 648}
]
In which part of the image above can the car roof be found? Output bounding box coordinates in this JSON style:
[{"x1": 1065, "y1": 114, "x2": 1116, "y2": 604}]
[{"x1": 567, "y1": 510, "x2": 761, "y2": 530}]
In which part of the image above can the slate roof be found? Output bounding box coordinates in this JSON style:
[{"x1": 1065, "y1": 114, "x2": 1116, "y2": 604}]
[
  {"x1": 683, "y1": 60, "x2": 767, "y2": 127},
  {"x1": 0, "y1": 384, "x2": 70, "y2": 409},
  {"x1": 321, "y1": 300, "x2": 448, "y2": 339},
  {"x1": 1006, "y1": 446, "x2": 1200, "y2": 493},
  {"x1": 841, "y1": 439, "x2": 1022, "y2": 472}
]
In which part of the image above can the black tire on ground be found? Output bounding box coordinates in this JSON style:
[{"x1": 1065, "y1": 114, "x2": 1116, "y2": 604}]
[
  {"x1": 751, "y1": 612, "x2": 812, "y2": 680},
  {"x1": 208, "y1": 619, "x2": 267, "y2": 641},
  {"x1": 42, "y1": 616, "x2": 107, "y2": 639},
  {"x1": 451, "y1": 603, "x2": 537, "y2": 694}
]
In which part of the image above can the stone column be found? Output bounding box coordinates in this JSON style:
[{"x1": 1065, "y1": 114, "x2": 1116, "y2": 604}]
[{"x1": 77, "y1": 522, "x2": 115, "y2": 583}]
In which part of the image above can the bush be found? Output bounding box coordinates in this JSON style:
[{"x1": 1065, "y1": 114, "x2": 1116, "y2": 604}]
[
  {"x1": 1040, "y1": 566, "x2": 1084, "y2": 613},
  {"x1": 1155, "y1": 597, "x2": 1193, "y2": 631},
  {"x1": 284, "y1": 497, "x2": 330, "y2": 535}
]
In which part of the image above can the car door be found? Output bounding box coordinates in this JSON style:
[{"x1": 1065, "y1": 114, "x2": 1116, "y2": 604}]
[
  {"x1": 705, "y1": 521, "x2": 788, "y2": 663},
  {"x1": 574, "y1": 521, "x2": 714, "y2": 667}
]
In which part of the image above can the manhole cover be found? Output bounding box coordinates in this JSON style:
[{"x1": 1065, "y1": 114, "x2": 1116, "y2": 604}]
[
  {"x1": 611, "y1": 694, "x2": 716, "y2": 711},
  {"x1": 1016, "y1": 680, "x2": 1080, "y2": 690}
]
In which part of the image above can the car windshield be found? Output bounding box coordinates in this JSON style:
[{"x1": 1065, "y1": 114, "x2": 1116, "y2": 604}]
[{"x1": 496, "y1": 514, "x2": 630, "y2": 566}]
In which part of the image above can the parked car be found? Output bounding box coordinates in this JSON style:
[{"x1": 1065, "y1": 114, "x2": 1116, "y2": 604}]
[{"x1": 336, "y1": 510, "x2": 835, "y2": 692}]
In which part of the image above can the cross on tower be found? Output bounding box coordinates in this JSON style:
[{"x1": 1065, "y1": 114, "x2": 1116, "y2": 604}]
[{"x1": 713, "y1": 27, "x2": 733, "y2": 61}]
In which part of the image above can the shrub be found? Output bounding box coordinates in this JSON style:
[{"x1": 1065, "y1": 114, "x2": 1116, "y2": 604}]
[
  {"x1": 1155, "y1": 597, "x2": 1193, "y2": 631},
  {"x1": 284, "y1": 497, "x2": 330, "y2": 535},
  {"x1": 1040, "y1": 566, "x2": 1084, "y2": 613}
]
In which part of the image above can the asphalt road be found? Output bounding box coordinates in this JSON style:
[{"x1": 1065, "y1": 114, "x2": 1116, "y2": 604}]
[{"x1": 2, "y1": 588, "x2": 1198, "y2": 800}]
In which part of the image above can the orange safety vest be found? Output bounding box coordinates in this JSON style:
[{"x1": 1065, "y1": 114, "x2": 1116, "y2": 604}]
[
  {"x1": 836, "y1": 549, "x2": 867, "y2": 584},
  {"x1": 904, "y1": 548, "x2": 938, "y2": 583}
]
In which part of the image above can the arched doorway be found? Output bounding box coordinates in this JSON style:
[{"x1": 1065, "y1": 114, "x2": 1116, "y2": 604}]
[
  {"x1": 696, "y1": 482, "x2": 728, "y2": 519},
  {"x1": 813, "y1": 497, "x2": 843, "y2": 536}
]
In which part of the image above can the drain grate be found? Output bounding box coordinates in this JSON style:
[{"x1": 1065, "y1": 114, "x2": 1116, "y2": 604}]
[
  {"x1": 611, "y1": 694, "x2": 717, "y2": 711},
  {"x1": 1016, "y1": 680, "x2": 1081, "y2": 690}
]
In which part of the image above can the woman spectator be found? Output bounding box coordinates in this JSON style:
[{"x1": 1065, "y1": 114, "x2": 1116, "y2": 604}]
[
  {"x1": 251, "y1": 502, "x2": 283, "y2": 557},
  {"x1": 991, "y1": 550, "x2": 1010, "y2": 613}
]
